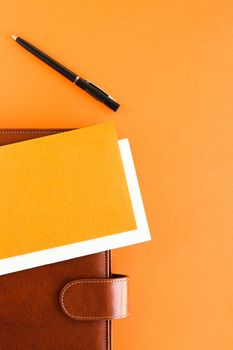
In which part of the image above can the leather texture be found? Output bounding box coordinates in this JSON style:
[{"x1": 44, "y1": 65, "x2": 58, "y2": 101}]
[
  {"x1": 60, "y1": 274, "x2": 129, "y2": 321},
  {"x1": 0, "y1": 129, "x2": 128, "y2": 350}
]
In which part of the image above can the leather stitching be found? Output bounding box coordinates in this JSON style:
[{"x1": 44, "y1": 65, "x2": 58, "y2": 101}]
[
  {"x1": 104, "y1": 252, "x2": 107, "y2": 350},
  {"x1": 61, "y1": 279, "x2": 128, "y2": 320},
  {"x1": 0, "y1": 130, "x2": 61, "y2": 133}
]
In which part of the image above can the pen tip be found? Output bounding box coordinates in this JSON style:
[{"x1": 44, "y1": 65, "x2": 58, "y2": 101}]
[{"x1": 12, "y1": 35, "x2": 17, "y2": 40}]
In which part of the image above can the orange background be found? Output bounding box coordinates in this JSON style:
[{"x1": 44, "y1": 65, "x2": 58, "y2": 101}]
[{"x1": 0, "y1": 1, "x2": 233, "y2": 349}]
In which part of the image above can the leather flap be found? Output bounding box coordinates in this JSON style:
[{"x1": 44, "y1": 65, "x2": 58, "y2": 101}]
[{"x1": 60, "y1": 274, "x2": 129, "y2": 321}]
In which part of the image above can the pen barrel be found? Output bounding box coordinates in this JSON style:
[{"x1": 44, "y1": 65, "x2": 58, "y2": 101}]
[
  {"x1": 16, "y1": 38, "x2": 77, "y2": 82},
  {"x1": 15, "y1": 37, "x2": 120, "y2": 111},
  {"x1": 75, "y1": 78, "x2": 120, "y2": 112}
]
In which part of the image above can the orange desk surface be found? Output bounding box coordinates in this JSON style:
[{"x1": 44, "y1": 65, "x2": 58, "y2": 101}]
[{"x1": 1, "y1": 1, "x2": 233, "y2": 349}]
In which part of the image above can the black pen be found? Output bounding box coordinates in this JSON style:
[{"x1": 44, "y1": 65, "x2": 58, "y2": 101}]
[{"x1": 12, "y1": 35, "x2": 120, "y2": 112}]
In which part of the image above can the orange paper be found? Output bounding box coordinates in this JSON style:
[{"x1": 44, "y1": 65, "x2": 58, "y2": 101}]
[{"x1": 0, "y1": 122, "x2": 136, "y2": 259}]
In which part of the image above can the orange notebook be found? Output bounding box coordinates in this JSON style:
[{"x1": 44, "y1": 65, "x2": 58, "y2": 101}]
[{"x1": 0, "y1": 122, "x2": 150, "y2": 274}]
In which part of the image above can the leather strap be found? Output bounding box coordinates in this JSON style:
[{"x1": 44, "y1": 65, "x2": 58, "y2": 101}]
[{"x1": 60, "y1": 274, "x2": 129, "y2": 321}]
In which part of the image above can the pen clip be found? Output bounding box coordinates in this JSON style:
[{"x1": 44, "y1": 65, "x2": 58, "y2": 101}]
[{"x1": 87, "y1": 81, "x2": 115, "y2": 100}]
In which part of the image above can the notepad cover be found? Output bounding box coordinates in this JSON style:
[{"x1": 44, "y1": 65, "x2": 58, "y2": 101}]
[{"x1": 0, "y1": 122, "x2": 136, "y2": 259}]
